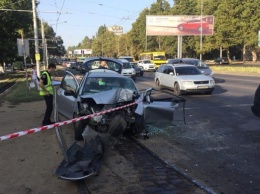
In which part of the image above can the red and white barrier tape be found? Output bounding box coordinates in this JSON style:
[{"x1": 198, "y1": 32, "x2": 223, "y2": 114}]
[{"x1": 0, "y1": 101, "x2": 138, "y2": 141}]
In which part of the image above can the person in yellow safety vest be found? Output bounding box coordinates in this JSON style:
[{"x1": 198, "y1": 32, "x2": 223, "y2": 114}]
[{"x1": 39, "y1": 63, "x2": 56, "y2": 126}]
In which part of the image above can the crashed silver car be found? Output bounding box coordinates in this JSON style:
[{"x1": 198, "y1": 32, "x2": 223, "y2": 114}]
[{"x1": 56, "y1": 58, "x2": 179, "y2": 141}]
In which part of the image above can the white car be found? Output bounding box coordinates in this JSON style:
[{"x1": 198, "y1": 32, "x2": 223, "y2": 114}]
[
  {"x1": 118, "y1": 58, "x2": 136, "y2": 81},
  {"x1": 138, "y1": 60, "x2": 156, "y2": 71},
  {"x1": 155, "y1": 64, "x2": 215, "y2": 96}
]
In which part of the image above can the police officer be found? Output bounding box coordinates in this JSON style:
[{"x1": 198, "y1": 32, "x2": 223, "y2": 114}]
[{"x1": 39, "y1": 63, "x2": 56, "y2": 126}]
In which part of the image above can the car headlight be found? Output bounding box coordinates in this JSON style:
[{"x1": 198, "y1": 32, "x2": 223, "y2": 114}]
[
  {"x1": 210, "y1": 79, "x2": 215, "y2": 84},
  {"x1": 182, "y1": 81, "x2": 193, "y2": 85}
]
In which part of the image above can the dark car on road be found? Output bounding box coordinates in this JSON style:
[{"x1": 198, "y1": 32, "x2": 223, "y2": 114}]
[
  {"x1": 214, "y1": 57, "x2": 229, "y2": 65},
  {"x1": 130, "y1": 62, "x2": 144, "y2": 76}
]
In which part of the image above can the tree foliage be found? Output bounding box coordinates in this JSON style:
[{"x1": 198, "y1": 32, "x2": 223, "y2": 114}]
[
  {"x1": 13, "y1": 0, "x2": 258, "y2": 61},
  {"x1": 0, "y1": 0, "x2": 66, "y2": 64}
]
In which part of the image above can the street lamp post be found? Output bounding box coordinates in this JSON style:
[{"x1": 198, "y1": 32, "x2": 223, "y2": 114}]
[
  {"x1": 32, "y1": 0, "x2": 40, "y2": 77},
  {"x1": 200, "y1": 0, "x2": 203, "y2": 61}
]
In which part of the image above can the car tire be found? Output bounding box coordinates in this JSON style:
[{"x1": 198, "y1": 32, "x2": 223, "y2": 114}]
[
  {"x1": 140, "y1": 72, "x2": 144, "y2": 76},
  {"x1": 108, "y1": 114, "x2": 127, "y2": 137},
  {"x1": 156, "y1": 79, "x2": 162, "y2": 90},
  {"x1": 173, "y1": 83, "x2": 182, "y2": 96},
  {"x1": 128, "y1": 114, "x2": 145, "y2": 136},
  {"x1": 73, "y1": 113, "x2": 87, "y2": 141},
  {"x1": 205, "y1": 89, "x2": 214, "y2": 95}
]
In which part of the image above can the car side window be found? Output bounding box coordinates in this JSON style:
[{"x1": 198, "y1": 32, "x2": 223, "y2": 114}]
[
  {"x1": 61, "y1": 74, "x2": 77, "y2": 93},
  {"x1": 163, "y1": 66, "x2": 173, "y2": 74},
  {"x1": 172, "y1": 59, "x2": 180, "y2": 64}
]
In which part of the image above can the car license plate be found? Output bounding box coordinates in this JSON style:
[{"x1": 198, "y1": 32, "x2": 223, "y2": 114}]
[{"x1": 198, "y1": 85, "x2": 208, "y2": 89}]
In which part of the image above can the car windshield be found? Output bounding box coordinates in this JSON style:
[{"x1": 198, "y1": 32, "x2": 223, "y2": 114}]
[
  {"x1": 131, "y1": 63, "x2": 138, "y2": 67},
  {"x1": 82, "y1": 77, "x2": 138, "y2": 94},
  {"x1": 143, "y1": 60, "x2": 152, "y2": 64},
  {"x1": 122, "y1": 62, "x2": 132, "y2": 69},
  {"x1": 175, "y1": 66, "x2": 202, "y2": 76}
]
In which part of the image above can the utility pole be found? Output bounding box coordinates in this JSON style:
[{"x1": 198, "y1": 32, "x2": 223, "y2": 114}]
[
  {"x1": 32, "y1": 0, "x2": 40, "y2": 77},
  {"x1": 200, "y1": 0, "x2": 203, "y2": 61},
  {"x1": 41, "y1": 19, "x2": 46, "y2": 70}
]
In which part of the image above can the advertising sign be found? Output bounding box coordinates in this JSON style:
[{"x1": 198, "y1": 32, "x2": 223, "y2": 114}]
[
  {"x1": 107, "y1": 25, "x2": 123, "y2": 35},
  {"x1": 74, "y1": 49, "x2": 92, "y2": 55},
  {"x1": 146, "y1": 15, "x2": 214, "y2": 36}
]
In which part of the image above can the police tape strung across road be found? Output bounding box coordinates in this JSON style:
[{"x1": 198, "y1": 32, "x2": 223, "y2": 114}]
[{"x1": 0, "y1": 101, "x2": 139, "y2": 141}]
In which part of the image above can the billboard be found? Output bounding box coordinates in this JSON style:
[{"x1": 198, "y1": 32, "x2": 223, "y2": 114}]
[
  {"x1": 107, "y1": 25, "x2": 123, "y2": 35},
  {"x1": 74, "y1": 49, "x2": 92, "y2": 55},
  {"x1": 146, "y1": 15, "x2": 214, "y2": 36}
]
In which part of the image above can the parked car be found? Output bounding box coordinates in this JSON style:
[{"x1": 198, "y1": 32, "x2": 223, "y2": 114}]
[
  {"x1": 130, "y1": 62, "x2": 144, "y2": 76},
  {"x1": 137, "y1": 60, "x2": 156, "y2": 71},
  {"x1": 12, "y1": 61, "x2": 24, "y2": 70},
  {"x1": 155, "y1": 64, "x2": 215, "y2": 96},
  {"x1": 177, "y1": 19, "x2": 209, "y2": 32},
  {"x1": 69, "y1": 62, "x2": 78, "y2": 69},
  {"x1": 214, "y1": 57, "x2": 229, "y2": 65},
  {"x1": 75, "y1": 61, "x2": 83, "y2": 71},
  {"x1": 56, "y1": 69, "x2": 178, "y2": 141},
  {"x1": 166, "y1": 58, "x2": 214, "y2": 76},
  {"x1": 118, "y1": 59, "x2": 136, "y2": 81},
  {"x1": 79, "y1": 57, "x2": 123, "y2": 74}
]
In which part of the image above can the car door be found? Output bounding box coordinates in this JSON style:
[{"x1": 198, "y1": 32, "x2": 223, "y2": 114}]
[
  {"x1": 162, "y1": 66, "x2": 175, "y2": 88},
  {"x1": 56, "y1": 71, "x2": 80, "y2": 119}
]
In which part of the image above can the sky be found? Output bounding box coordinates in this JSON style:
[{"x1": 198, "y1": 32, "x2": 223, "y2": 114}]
[{"x1": 37, "y1": 0, "x2": 161, "y2": 48}]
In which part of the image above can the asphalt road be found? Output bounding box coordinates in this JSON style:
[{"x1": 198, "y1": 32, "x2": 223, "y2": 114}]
[{"x1": 134, "y1": 71, "x2": 260, "y2": 194}]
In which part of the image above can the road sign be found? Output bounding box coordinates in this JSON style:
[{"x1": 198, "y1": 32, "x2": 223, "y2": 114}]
[{"x1": 17, "y1": 39, "x2": 30, "y2": 56}]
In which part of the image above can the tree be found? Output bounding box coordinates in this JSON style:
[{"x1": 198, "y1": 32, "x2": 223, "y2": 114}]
[{"x1": 0, "y1": 0, "x2": 33, "y2": 64}]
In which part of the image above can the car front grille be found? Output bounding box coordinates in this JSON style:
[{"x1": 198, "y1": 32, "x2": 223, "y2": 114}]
[{"x1": 194, "y1": 81, "x2": 209, "y2": 84}]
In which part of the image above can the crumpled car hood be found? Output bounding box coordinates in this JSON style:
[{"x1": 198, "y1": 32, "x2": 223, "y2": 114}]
[{"x1": 80, "y1": 88, "x2": 135, "y2": 104}]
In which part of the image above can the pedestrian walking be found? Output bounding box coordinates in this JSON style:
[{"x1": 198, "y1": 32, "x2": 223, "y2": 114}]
[
  {"x1": 39, "y1": 63, "x2": 56, "y2": 126},
  {"x1": 30, "y1": 64, "x2": 39, "y2": 90}
]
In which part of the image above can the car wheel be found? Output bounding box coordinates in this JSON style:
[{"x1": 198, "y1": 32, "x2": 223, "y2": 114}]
[
  {"x1": 156, "y1": 79, "x2": 162, "y2": 90},
  {"x1": 205, "y1": 89, "x2": 214, "y2": 95},
  {"x1": 108, "y1": 114, "x2": 127, "y2": 137},
  {"x1": 127, "y1": 114, "x2": 145, "y2": 136},
  {"x1": 73, "y1": 113, "x2": 87, "y2": 141},
  {"x1": 178, "y1": 25, "x2": 184, "y2": 31},
  {"x1": 140, "y1": 72, "x2": 144, "y2": 76},
  {"x1": 173, "y1": 83, "x2": 182, "y2": 96}
]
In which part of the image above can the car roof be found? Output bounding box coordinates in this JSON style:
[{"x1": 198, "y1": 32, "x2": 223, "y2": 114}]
[
  {"x1": 163, "y1": 64, "x2": 195, "y2": 67},
  {"x1": 118, "y1": 58, "x2": 129, "y2": 63},
  {"x1": 86, "y1": 69, "x2": 125, "y2": 78},
  {"x1": 83, "y1": 56, "x2": 124, "y2": 65}
]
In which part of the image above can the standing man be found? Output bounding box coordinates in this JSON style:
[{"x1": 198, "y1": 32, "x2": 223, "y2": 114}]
[
  {"x1": 39, "y1": 63, "x2": 56, "y2": 126},
  {"x1": 30, "y1": 64, "x2": 39, "y2": 90},
  {"x1": 99, "y1": 61, "x2": 108, "y2": 69}
]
